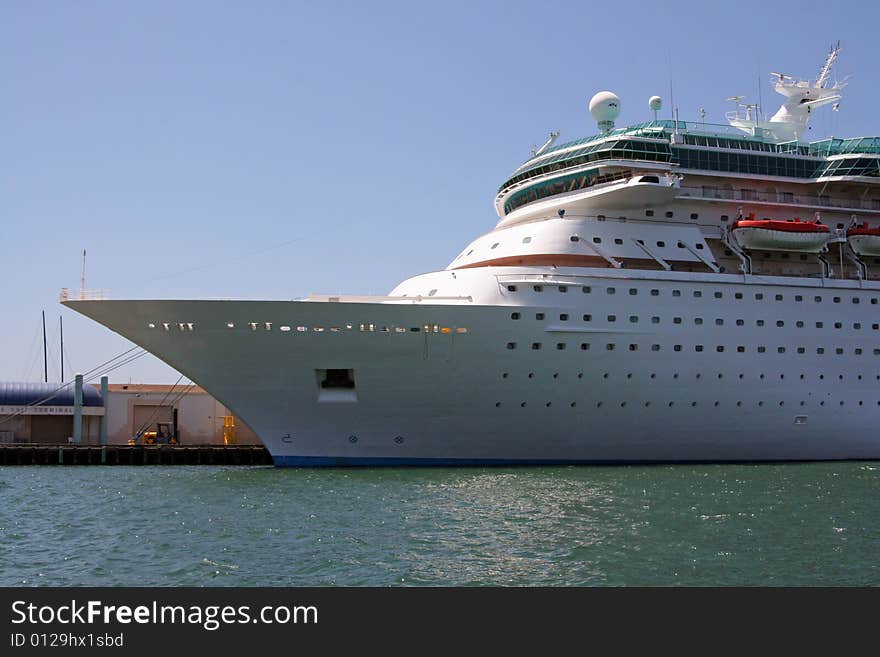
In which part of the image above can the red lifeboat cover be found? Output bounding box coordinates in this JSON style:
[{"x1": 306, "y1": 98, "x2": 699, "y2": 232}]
[
  {"x1": 732, "y1": 217, "x2": 829, "y2": 233},
  {"x1": 848, "y1": 224, "x2": 880, "y2": 237}
]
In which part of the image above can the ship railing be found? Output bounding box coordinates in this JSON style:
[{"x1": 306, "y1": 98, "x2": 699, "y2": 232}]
[
  {"x1": 305, "y1": 294, "x2": 473, "y2": 304},
  {"x1": 677, "y1": 186, "x2": 880, "y2": 213},
  {"x1": 59, "y1": 288, "x2": 110, "y2": 302},
  {"x1": 494, "y1": 273, "x2": 596, "y2": 285}
]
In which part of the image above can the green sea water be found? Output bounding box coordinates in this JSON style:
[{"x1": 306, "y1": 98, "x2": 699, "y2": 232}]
[{"x1": 1, "y1": 463, "x2": 878, "y2": 586}]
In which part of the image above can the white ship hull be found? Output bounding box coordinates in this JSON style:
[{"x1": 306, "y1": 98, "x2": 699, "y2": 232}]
[{"x1": 65, "y1": 267, "x2": 880, "y2": 465}]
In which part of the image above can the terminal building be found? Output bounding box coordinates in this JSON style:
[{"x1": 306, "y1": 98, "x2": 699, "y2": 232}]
[{"x1": 0, "y1": 381, "x2": 260, "y2": 446}]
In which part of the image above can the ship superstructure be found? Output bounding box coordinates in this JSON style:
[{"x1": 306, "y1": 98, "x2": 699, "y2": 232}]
[{"x1": 65, "y1": 46, "x2": 880, "y2": 465}]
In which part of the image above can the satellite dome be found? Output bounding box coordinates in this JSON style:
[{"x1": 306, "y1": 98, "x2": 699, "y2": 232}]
[
  {"x1": 589, "y1": 91, "x2": 621, "y2": 132},
  {"x1": 649, "y1": 96, "x2": 663, "y2": 111}
]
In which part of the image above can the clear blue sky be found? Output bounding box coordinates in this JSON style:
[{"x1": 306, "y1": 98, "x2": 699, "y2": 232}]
[{"x1": 2, "y1": 0, "x2": 877, "y2": 383}]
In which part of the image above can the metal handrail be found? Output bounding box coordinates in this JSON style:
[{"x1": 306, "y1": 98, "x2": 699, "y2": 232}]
[
  {"x1": 59, "y1": 288, "x2": 110, "y2": 302},
  {"x1": 676, "y1": 186, "x2": 880, "y2": 212}
]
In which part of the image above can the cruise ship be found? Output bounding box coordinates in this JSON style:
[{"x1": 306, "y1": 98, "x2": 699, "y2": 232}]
[{"x1": 65, "y1": 45, "x2": 880, "y2": 465}]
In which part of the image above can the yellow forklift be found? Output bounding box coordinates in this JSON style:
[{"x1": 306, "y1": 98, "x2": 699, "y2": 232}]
[{"x1": 129, "y1": 422, "x2": 178, "y2": 445}]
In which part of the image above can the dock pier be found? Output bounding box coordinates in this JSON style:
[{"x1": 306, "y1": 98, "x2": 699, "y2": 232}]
[{"x1": 0, "y1": 444, "x2": 273, "y2": 466}]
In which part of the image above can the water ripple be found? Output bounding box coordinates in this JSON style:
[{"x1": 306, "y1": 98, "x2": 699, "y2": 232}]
[{"x1": 0, "y1": 463, "x2": 878, "y2": 586}]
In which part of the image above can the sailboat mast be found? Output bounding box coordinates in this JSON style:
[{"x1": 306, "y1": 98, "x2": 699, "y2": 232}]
[{"x1": 42, "y1": 310, "x2": 48, "y2": 383}]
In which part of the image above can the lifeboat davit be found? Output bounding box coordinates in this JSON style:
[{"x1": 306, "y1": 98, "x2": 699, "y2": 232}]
[
  {"x1": 731, "y1": 215, "x2": 830, "y2": 253},
  {"x1": 847, "y1": 224, "x2": 880, "y2": 257}
]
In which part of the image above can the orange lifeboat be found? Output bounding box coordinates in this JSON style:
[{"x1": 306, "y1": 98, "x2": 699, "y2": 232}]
[
  {"x1": 731, "y1": 214, "x2": 830, "y2": 253},
  {"x1": 847, "y1": 223, "x2": 880, "y2": 257}
]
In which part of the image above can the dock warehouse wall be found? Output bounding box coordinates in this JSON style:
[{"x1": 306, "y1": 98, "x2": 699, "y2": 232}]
[{"x1": 103, "y1": 384, "x2": 261, "y2": 446}]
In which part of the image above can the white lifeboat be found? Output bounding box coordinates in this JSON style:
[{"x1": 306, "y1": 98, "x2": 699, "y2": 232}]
[
  {"x1": 846, "y1": 224, "x2": 880, "y2": 257},
  {"x1": 731, "y1": 215, "x2": 830, "y2": 253}
]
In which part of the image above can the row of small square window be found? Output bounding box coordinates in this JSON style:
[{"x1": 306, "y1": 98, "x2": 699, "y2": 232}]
[
  {"x1": 505, "y1": 342, "x2": 880, "y2": 355},
  {"x1": 500, "y1": 371, "x2": 880, "y2": 382},
  {"x1": 495, "y1": 400, "x2": 880, "y2": 409},
  {"x1": 570, "y1": 236, "x2": 705, "y2": 249},
  {"x1": 505, "y1": 284, "x2": 880, "y2": 305},
  {"x1": 510, "y1": 312, "x2": 880, "y2": 330}
]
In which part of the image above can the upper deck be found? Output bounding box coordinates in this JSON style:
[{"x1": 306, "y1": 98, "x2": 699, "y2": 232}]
[{"x1": 496, "y1": 120, "x2": 880, "y2": 217}]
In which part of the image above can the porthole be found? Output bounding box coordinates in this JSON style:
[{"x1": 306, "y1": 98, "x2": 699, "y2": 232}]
[
  {"x1": 560, "y1": 313, "x2": 569, "y2": 321},
  {"x1": 583, "y1": 314, "x2": 592, "y2": 321},
  {"x1": 533, "y1": 285, "x2": 543, "y2": 292},
  {"x1": 511, "y1": 312, "x2": 520, "y2": 320},
  {"x1": 491, "y1": 243, "x2": 500, "y2": 249},
  {"x1": 535, "y1": 313, "x2": 545, "y2": 320},
  {"x1": 531, "y1": 343, "x2": 542, "y2": 350},
  {"x1": 570, "y1": 236, "x2": 580, "y2": 242},
  {"x1": 522, "y1": 236, "x2": 532, "y2": 243},
  {"x1": 506, "y1": 342, "x2": 517, "y2": 349},
  {"x1": 507, "y1": 285, "x2": 517, "y2": 292}
]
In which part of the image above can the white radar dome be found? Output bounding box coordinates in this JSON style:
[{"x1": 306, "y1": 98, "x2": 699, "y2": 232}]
[
  {"x1": 649, "y1": 96, "x2": 663, "y2": 112},
  {"x1": 589, "y1": 91, "x2": 622, "y2": 122}
]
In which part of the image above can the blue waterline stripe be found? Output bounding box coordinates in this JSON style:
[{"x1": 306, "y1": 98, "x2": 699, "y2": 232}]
[
  {"x1": 272, "y1": 455, "x2": 869, "y2": 467},
  {"x1": 273, "y1": 455, "x2": 602, "y2": 467}
]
